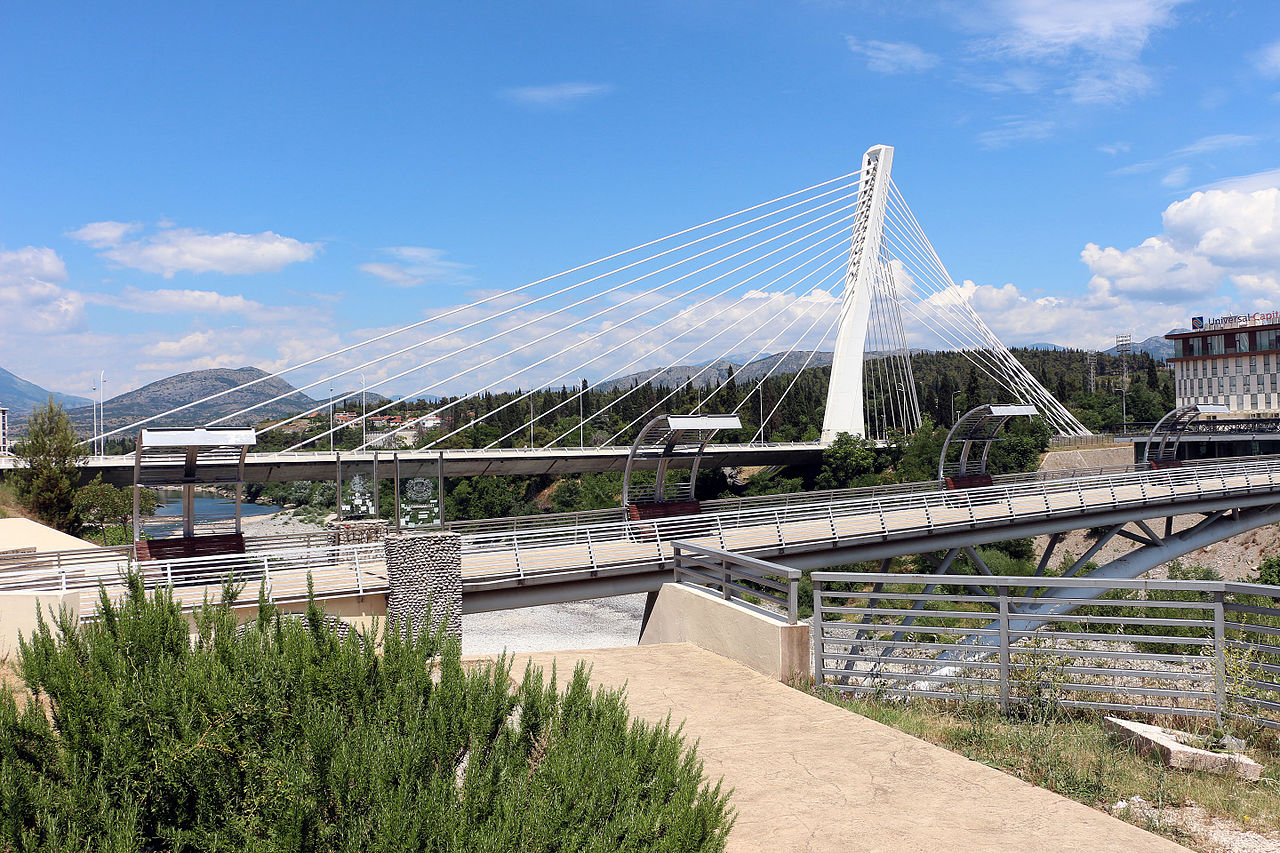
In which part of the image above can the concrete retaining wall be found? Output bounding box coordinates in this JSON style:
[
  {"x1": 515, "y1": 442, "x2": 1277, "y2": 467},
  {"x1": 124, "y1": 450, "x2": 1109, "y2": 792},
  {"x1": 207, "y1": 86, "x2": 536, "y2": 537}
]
[
  {"x1": 0, "y1": 591, "x2": 80, "y2": 658},
  {"x1": 639, "y1": 583, "x2": 808, "y2": 682},
  {"x1": 1039, "y1": 446, "x2": 1134, "y2": 471}
]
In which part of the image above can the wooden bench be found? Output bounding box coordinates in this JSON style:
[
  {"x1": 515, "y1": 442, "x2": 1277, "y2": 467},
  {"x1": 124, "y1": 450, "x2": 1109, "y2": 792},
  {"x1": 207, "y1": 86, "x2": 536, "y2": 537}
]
[
  {"x1": 627, "y1": 500, "x2": 702, "y2": 521},
  {"x1": 135, "y1": 533, "x2": 247, "y2": 563},
  {"x1": 944, "y1": 474, "x2": 994, "y2": 490}
]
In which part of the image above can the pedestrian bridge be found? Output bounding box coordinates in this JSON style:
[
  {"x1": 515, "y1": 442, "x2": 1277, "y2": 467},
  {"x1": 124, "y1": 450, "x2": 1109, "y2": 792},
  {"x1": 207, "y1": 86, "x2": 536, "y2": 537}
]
[{"x1": 5, "y1": 454, "x2": 1279, "y2": 619}]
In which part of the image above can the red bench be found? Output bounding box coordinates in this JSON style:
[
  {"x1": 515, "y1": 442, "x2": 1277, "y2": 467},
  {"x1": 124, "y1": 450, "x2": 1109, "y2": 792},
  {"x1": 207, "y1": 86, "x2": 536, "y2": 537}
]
[
  {"x1": 135, "y1": 533, "x2": 247, "y2": 563},
  {"x1": 944, "y1": 474, "x2": 994, "y2": 490},
  {"x1": 627, "y1": 500, "x2": 702, "y2": 521}
]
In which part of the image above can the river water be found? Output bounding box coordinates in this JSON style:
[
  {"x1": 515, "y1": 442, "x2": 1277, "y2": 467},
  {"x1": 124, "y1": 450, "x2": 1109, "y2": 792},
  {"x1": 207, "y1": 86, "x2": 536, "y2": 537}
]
[{"x1": 148, "y1": 490, "x2": 282, "y2": 537}]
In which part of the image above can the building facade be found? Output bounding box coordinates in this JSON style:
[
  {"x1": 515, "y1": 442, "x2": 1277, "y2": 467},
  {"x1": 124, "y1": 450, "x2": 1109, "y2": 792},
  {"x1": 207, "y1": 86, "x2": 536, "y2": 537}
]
[{"x1": 1166, "y1": 315, "x2": 1280, "y2": 417}]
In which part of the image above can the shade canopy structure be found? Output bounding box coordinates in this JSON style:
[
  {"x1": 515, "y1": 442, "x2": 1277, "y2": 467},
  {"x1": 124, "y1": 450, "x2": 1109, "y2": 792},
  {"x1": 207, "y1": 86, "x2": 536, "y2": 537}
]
[
  {"x1": 937, "y1": 404, "x2": 1039, "y2": 482},
  {"x1": 622, "y1": 414, "x2": 742, "y2": 506},
  {"x1": 133, "y1": 427, "x2": 257, "y2": 540},
  {"x1": 1143, "y1": 404, "x2": 1230, "y2": 465}
]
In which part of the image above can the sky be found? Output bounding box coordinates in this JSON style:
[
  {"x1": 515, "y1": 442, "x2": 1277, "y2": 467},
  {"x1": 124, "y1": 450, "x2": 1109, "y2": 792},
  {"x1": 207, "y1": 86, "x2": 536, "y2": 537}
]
[{"x1": 2, "y1": 0, "x2": 1279, "y2": 402}]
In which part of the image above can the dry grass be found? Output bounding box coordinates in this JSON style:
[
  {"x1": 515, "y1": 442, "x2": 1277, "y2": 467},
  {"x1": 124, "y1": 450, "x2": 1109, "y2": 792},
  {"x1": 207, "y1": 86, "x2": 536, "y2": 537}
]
[{"x1": 813, "y1": 687, "x2": 1280, "y2": 851}]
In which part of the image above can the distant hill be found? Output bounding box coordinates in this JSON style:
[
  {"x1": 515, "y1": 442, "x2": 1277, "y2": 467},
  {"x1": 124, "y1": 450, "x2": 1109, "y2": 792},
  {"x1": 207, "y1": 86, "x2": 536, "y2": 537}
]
[
  {"x1": 596, "y1": 352, "x2": 837, "y2": 393},
  {"x1": 0, "y1": 366, "x2": 92, "y2": 420},
  {"x1": 66, "y1": 367, "x2": 319, "y2": 435},
  {"x1": 1105, "y1": 335, "x2": 1174, "y2": 362}
]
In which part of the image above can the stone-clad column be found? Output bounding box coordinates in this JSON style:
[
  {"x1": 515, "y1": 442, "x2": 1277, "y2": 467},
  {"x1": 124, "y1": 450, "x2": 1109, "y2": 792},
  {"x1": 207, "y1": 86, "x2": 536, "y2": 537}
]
[{"x1": 384, "y1": 532, "x2": 461, "y2": 639}]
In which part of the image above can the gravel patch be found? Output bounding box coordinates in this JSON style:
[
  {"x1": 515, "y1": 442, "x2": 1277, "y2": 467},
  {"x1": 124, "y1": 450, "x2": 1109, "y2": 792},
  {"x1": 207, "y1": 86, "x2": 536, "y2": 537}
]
[{"x1": 462, "y1": 594, "x2": 647, "y2": 656}]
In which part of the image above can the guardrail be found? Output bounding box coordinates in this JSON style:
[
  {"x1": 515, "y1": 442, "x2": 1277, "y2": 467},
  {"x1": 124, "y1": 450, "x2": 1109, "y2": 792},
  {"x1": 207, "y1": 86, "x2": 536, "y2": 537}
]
[
  {"x1": 1048, "y1": 434, "x2": 1119, "y2": 450},
  {"x1": 671, "y1": 541, "x2": 801, "y2": 624},
  {"x1": 812, "y1": 572, "x2": 1280, "y2": 727},
  {"x1": 462, "y1": 454, "x2": 1280, "y2": 582},
  {"x1": 0, "y1": 541, "x2": 388, "y2": 618}
]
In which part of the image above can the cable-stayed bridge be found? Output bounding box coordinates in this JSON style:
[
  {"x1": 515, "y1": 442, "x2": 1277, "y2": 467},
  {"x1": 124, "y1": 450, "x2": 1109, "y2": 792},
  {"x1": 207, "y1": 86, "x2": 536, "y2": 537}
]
[{"x1": 70, "y1": 144, "x2": 1085, "y2": 470}]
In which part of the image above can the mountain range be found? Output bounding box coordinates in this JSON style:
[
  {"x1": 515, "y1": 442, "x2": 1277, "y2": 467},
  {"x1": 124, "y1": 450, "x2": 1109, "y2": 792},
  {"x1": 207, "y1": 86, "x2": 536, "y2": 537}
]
[
  {"x1": 65, "y1": 367, "x2": 320, "y2": 435},
  {"x1": 0, "y1": 366, "x2": 92, "y2": 419}
]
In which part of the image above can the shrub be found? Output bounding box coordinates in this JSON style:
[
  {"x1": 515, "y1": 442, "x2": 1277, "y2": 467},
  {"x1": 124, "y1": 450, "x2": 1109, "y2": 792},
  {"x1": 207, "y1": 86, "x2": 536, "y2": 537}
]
[{"x1": 0, "y1": 577, "x2": 734, "y2": 851}]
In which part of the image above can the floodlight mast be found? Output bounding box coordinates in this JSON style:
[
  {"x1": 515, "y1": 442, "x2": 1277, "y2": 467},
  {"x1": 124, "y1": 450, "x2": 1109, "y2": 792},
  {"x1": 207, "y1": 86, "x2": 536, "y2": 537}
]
[{"x1": 821, "y1": 144, "x2": 895, "y2": 445}]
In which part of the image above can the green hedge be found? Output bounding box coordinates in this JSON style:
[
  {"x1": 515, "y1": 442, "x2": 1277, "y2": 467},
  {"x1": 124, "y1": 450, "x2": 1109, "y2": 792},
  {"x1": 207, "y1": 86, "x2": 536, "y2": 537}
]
[{"x1": 0, "y1": 577, "x2": 733, "y2": 851}]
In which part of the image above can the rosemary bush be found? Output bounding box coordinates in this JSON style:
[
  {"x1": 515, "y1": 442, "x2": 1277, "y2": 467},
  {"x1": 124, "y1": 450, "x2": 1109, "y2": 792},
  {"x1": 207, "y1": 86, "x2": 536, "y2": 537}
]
[{"x1": 0, "y1": 575, "x2": 733, "y2": 851}]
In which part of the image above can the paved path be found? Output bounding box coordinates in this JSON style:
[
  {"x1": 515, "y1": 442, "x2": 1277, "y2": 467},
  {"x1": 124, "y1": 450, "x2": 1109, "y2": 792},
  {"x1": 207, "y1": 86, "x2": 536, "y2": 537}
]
[{"x1": 490, "y1": 644, "x2": 1188, "y2": 852}]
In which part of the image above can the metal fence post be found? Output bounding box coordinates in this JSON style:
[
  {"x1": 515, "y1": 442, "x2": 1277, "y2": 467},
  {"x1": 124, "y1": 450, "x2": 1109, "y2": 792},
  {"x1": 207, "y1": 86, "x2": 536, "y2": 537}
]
[
  {"x1": 812, "y1": 578, "x2": 823, "y2": 685},
  {"x1": 788, "y1": 573, "x2": 799, "y2": 625},
  {"x1": 998, "y1": 587, "x2": 1010, "y2": 713},
  {"x1": 1214, "y1": 589, "x2": 1227, "y2": 720}
]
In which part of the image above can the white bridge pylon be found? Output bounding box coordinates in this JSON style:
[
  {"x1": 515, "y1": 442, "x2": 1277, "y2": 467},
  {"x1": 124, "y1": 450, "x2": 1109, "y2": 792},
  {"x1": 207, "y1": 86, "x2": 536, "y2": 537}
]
[
  {"x1": 91, "y1": 147, "x2": 1087, "y2": 452},
  {"x1": 822, "y1": 144, "x2": 1085, "y2": 442}
]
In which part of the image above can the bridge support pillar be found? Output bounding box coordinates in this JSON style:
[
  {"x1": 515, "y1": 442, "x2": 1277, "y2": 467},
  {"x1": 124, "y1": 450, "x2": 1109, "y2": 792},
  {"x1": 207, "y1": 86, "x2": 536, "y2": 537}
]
[{"x1": 385, "y1": 532, "x2": 461, "y2": 640}]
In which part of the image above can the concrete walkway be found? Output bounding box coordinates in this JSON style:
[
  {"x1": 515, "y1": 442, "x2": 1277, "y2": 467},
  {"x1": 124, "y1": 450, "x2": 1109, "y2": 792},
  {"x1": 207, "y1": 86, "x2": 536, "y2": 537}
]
[{"x1": 494, "y1": 643, "x2": 1188, "y2": 853}]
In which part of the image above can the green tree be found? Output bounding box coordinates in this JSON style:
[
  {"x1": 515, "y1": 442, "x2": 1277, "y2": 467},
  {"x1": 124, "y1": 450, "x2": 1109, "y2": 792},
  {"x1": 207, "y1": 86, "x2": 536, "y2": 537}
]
[
  {"x1": 72, "y1": 475, "x2": 158, "y2": 543},
  {"x1": 816, "y1": 432, "x2": 880, "y2": 490},
  {"x1": 10, "y1": 397, "x2": 84, "y2": 533}
]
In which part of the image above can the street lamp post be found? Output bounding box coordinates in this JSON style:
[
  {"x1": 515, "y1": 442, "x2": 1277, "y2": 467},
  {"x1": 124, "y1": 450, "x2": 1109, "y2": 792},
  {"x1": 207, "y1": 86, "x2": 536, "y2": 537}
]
[
  {"x1": 1114, "y1": 386, "x2": 1127, "y2": 433},
  {"x1": 98, "y1": 370, "x2": 106, "y2": 456}
]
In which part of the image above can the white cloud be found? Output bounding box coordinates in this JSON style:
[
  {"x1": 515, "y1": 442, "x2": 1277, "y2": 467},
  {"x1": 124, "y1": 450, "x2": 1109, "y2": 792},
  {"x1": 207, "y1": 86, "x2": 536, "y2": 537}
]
[
  {"x1": 1162, "y1": 188, "x2": 1280, "y2": 268},
  {"x1": 958, "y1": 0, "x2": 1188, "y2": 109},
  {"x1": 1160, "y1": 164, "x2": 1190, "y2": 188},
  {"x1": 976, "y1": 117, "x2": 1056, "y2": 148},
  {"x1": 1080, "y1": 187, "x2": 1280, "y2": 309},
  {"x1": 984, "y1": 0, "x2": 1185, "y2": 60},
  {"x1": 86, "y1": 286, "x2": 264, "y2": 315},
  {"x1": 1111, "y1": 133, "x2": 1259, "y2": 177},
  {"x1": 359, "y1": 246, "x2": 469, "y2": 288},
  {"x1": 65, "y1": 220, "x2": 141, "y2": 249},
  {"x1": 1253, "y1": 38, "x2": 1280, "y2": 78},
  {"x1": 69, "y1": 221, "x2": 321, "y2": 277},
  {"x1": 1201, "y1": 168, "x2": 1280, "y2": 193},
  {"x1": 845, "y1": 36, "x2": 940, "y2": 73},
  {"x1": 502, "y1": 82, "x2": 613, "y2": 109},
  {"x1": 0, "y1": 246, "x2": 84, "y2": 334}
]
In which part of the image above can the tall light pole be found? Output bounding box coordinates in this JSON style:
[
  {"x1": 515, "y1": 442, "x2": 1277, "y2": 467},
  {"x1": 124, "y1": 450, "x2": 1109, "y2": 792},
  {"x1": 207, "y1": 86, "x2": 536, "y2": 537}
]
[
  {"x1": 1114, "y1": 386, "x2": 1127, "y2": 433},
  {"x1": 98, "y1": 370, "x2": 106, "y2": 456},
  {"x1": 758, "y1": 386, "x2": 765, "y2": 444},
  {"x1": 360, "y1": 373, "x2": 367, "y2": 449}
]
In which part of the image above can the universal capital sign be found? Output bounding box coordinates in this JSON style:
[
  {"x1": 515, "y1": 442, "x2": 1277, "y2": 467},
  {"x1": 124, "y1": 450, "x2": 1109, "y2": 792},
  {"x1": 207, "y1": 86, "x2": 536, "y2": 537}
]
[{"x1": 1191, "y1": 311, "x2": 1280, "y2": 331}]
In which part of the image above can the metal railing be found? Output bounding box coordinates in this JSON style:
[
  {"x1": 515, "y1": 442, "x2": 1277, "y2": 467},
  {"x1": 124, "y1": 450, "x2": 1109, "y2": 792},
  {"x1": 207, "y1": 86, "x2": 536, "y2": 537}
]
[
  {"x1": 7, "y1": 454, "x2": 1280, "y2": 592},
  {"x1": 813, "y1": 572, "x2": 1280, "y2": 727},
  {"x1": 461, "y1": 454, "x2": 1280, "y2": 581},
  {"x1": 0, "y1": 540, "x2": 387, "y2": 618},
  {"x1": 672, "y1": 541, "x2": 801, "y2": 624}
]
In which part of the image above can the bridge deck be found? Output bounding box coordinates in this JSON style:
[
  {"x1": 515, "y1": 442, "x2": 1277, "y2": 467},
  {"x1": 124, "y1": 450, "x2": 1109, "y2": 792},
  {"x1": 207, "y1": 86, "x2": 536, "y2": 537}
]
[
  {"x1": 490, "y1": 644, "x2": 1185, "y2": 852},
  {"x1": 6, "y1": 456, "x2": 1278, "y2": 617}
]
